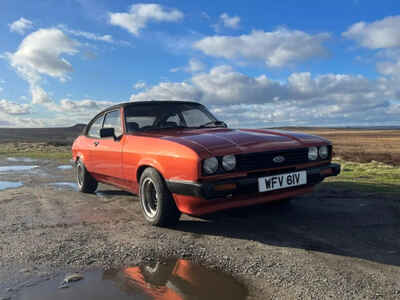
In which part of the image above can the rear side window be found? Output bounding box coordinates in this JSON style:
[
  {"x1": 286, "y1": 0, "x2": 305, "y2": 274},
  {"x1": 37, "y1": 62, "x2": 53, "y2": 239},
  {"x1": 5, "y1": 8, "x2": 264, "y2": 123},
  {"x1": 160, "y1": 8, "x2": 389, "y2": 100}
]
[
  {"x1": 87, "y1": 115, "x2": 104, "y2": 138},
  {"x1": 103, "y1": 110, "x2": 122, "y2": 136}
]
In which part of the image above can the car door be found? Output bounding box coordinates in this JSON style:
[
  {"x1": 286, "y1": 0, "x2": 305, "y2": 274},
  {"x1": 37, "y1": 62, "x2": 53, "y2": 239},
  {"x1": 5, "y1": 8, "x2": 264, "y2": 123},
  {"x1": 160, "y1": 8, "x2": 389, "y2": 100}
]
[{"x1": 92, "y1": 109, "x2": 124, "y2": 181}]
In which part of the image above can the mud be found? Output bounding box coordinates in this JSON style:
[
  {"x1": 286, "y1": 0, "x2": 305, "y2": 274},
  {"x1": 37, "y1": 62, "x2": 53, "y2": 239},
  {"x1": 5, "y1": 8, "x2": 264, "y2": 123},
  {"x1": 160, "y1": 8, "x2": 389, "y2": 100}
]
[{"x1": 1, "y1": 156, "x2": 400, "y2": 299}]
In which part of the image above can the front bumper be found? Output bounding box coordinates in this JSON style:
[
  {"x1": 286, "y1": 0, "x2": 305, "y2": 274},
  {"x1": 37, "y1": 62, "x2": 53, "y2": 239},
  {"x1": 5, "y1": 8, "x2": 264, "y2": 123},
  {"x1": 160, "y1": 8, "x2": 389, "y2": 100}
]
[{"x1": 166, "y1": 163, "x2": 340, "y2": 200}]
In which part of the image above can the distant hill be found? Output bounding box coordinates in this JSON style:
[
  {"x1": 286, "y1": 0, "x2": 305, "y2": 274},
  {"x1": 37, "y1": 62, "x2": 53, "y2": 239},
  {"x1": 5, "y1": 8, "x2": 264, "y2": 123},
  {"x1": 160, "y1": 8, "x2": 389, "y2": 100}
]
[{"x1": 0, "y1": 124, "x2": 86, "y2": 144}]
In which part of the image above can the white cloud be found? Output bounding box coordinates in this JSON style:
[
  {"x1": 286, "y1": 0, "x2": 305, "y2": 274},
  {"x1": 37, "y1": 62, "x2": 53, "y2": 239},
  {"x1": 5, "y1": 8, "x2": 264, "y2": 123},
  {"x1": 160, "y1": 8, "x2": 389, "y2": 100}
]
[
  {"x1": 0, "y1": 99, "x2": 31, "y2": 115},
  {"x1": 343, "y1": 16, "x2": 400, "y2": 85},
  {"x1": 130, "y1": 65, "x2": 398, "y2": 126},
  {"x1": 9, "y1": 17, "x2": 33, "y2": 35},
  {"x1": 170, "y1": 58, "x2": 206, "y2": 73},
  {"x1": 6, "y1": 28, "x2": 80, "y2": 105},
  {"x1": 186, "y1": 58, "x2": 206, "y2": 73},
  {"x1": 109, "y1": 3, "x2": 183, "y2": 36},
  {"x1": 194, "y1": 29, "x2": 330, "y2": 67},
  {"x1": 343, "y1": 16, "x2": 400, "y2": 49},
  {"x1": 133, "y1": 81, "x2": 147, "y2": 89},
  {"x1": 58, "y1": 25, "x2": 113, "y2": 43},
  {"x1": 220, "y1": 13, "x2": 240, "y2": 29},
  {"x1": 47, "y1": 98, "x2": 115, "y2": 112},
  {"x1": 7, "y1": 28, "x2": 79, "y2": 83},
  {"x1": 131, "y1": 81, "x2": 202, "y2": 102},
  {"x1": 31, "y1": 86, "x2": 52, "y2": 104},
  {"x1": 0, "y1": 111, "x2": 47, "y2": 127}
]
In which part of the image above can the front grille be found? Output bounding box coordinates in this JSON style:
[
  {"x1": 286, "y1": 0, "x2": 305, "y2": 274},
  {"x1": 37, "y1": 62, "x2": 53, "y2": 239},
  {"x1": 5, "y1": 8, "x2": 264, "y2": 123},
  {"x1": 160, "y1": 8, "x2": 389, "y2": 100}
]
[{"x1": 236, "y1": 148, "x2": 309, "y2": 171}]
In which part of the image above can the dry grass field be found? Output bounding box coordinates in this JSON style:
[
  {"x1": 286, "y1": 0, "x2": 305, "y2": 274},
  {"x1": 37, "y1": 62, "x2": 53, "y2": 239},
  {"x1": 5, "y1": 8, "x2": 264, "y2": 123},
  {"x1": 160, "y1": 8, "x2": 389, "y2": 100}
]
[{"x1": 292, "y1": 129, "x2": 400, "y2": 166}]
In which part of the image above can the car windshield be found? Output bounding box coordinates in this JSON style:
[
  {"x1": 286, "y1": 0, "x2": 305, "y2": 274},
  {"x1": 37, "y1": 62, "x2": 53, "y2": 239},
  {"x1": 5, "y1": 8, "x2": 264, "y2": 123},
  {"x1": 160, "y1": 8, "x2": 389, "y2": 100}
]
[{"x1": 124, "y1": 102, "x2": 224, "y2": 132}]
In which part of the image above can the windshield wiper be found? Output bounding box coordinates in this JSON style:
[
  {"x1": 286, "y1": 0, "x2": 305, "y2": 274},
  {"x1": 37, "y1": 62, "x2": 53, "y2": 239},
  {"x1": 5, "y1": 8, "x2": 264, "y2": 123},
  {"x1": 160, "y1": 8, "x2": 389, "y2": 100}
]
[{"x1": 198, "y1": 121, "x2": 226, "y2": 128}]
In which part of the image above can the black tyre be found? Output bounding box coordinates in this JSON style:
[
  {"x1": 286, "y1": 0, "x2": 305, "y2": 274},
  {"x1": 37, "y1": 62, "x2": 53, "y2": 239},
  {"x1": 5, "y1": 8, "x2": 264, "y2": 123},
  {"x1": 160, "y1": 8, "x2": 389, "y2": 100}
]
[
  {"x1": 139, "y1": 167, "x2": 181, "y2": 226},
  {"x1": 75, "y1": 159, "x2": 98, "y2": 193}
]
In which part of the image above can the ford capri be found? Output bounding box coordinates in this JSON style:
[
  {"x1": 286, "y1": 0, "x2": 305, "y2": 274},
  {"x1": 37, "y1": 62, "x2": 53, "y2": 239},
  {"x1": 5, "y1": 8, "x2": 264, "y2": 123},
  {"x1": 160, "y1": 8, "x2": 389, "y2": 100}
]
[{"x1": 72, "y1": 101, "x2": 340, "y2": 226}]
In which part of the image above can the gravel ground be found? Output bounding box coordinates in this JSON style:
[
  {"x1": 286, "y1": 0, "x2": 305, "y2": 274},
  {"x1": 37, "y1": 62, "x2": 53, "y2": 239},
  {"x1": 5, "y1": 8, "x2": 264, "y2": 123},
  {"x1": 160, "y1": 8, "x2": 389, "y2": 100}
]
[{"x1": 1, "y1": 157, "x2": 400, "y2": 299}]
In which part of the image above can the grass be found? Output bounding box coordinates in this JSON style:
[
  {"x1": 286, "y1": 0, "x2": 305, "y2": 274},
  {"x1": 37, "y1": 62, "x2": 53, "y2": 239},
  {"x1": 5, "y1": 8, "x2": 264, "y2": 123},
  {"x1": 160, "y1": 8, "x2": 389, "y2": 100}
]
[
  {"x1": 0, "y1": 142, "x2": 72, "y2": 162},
  {"x1": 324, "y1": 159, "x2": 400, "y2": 197}
]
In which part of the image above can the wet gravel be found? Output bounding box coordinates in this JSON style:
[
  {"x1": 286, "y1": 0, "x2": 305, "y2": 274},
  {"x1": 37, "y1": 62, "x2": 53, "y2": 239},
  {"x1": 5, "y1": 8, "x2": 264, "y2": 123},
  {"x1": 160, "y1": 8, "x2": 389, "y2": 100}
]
[{"x1": 0, "y1": 157, "x2": 400, "y2": 299}]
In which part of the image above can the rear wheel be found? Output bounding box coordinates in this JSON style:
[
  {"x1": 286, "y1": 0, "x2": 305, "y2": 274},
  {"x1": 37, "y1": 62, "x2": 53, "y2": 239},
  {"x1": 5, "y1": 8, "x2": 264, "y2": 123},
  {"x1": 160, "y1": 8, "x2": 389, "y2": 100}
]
[
  {"x1": 75, "y1": 159, "x2": 98, "y2": 193},
  {"x1": 139, "y1": 168, "x2": 181, "y2": 226}
]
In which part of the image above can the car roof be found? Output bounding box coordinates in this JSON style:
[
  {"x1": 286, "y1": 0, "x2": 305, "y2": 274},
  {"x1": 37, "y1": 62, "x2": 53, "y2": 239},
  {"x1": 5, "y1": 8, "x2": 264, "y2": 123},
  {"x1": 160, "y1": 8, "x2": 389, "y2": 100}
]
[{"x1": 98, "y1": 100, "x2": 202, "y2": 115}]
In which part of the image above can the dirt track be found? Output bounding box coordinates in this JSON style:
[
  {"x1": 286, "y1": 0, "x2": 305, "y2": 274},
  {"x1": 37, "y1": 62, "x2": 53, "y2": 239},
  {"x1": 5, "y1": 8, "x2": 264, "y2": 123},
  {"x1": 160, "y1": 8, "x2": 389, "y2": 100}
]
[{"x1": 1, "y1": 157, "x2": 400, "y2": 299}]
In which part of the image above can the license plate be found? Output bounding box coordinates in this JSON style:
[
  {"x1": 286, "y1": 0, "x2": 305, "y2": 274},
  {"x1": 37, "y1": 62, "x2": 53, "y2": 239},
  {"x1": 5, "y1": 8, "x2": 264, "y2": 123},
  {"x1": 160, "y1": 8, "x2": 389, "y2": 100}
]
[{"x1": 258, "y1": 171, "x2": 307, "y2": 192}]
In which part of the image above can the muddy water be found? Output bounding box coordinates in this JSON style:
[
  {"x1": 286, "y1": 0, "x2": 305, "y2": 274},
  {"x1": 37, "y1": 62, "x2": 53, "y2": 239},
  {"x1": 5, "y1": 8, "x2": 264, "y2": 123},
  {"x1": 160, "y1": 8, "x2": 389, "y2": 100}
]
[
  {"x1": 14, "y1": 259, "x2": 247, "y2": 300},
  {"x1": 0, "y1": 165, "x2": 38, "y2": 172},
  {"x1": 0, "y1": 181, "x2": 23, "y2": 190},
  {"x1": 57, "y1": 165, "x2": 73, "y2": 170},
  {"x1": 7, "y1": 157, "x2": 37, "y2": 162}
]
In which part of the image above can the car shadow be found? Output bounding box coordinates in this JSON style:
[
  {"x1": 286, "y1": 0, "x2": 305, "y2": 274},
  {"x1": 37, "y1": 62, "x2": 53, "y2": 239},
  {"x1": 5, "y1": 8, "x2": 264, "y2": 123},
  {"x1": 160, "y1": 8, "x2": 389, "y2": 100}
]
[{"x1": 174, "y1": 181, "x2": 400, "y2": 267}]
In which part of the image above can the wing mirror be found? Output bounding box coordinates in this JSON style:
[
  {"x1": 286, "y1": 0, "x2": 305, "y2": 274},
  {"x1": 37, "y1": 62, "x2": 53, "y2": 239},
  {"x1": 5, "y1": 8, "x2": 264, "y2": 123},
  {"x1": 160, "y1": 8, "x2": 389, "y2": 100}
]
[{"x1": 100, "y1": 127, "x2": 116, "y2": 139}]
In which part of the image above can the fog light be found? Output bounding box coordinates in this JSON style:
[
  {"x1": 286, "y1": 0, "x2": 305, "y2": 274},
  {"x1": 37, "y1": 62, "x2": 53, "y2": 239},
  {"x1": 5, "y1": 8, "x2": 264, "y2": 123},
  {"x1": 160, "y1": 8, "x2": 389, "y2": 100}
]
[
  {"x1": 321, "y1": 168, "x2": 332, "y2": 176},
  {"x1": 214, "y1": 183, "x2": 237, "y2": 191}
]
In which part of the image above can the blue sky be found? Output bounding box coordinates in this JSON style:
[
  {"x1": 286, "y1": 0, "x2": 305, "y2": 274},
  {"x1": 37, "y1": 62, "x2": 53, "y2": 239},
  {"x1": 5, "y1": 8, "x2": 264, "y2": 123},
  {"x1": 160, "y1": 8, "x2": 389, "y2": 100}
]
[{"x1": 1, "y1": 0, "x2": 400, "y2": 127}]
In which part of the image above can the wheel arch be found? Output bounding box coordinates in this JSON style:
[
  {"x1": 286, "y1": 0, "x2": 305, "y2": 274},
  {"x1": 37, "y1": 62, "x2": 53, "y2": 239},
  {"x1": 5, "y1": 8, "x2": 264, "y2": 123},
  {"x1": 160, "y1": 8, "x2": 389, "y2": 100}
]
[
  {"x1": 136, "y1": 159, "x2": 166, "y2": 183},
  {"x1": 74, "y1": 152, "x2": 86, "y2": 164}
]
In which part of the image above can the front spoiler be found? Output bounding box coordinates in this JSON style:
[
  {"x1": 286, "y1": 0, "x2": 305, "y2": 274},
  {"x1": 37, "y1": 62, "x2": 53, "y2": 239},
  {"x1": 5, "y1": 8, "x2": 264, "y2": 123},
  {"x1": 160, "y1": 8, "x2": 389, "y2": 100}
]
[{"x1": 166, "y1": 163, "x2": 340, "y2": 200}]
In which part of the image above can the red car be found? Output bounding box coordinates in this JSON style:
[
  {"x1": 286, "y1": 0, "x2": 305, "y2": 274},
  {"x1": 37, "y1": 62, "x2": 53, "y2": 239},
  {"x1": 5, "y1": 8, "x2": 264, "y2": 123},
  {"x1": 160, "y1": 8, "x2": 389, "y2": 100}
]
[{"x1": 72, "y1": 101, "x2": 340, "y2": 226}]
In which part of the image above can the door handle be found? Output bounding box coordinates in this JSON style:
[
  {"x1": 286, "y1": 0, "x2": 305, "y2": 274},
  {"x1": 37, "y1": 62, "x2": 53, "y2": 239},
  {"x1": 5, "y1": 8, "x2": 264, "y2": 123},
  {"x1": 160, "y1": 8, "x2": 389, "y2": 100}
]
[{"x1": 94, "y1": 141, "x2": 99, "y2": 146}]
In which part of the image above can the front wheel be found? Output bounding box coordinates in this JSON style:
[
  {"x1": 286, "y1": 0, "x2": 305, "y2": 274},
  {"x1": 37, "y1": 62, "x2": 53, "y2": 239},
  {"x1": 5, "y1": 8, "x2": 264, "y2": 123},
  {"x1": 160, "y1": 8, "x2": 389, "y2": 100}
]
[
  {"x1": 75, "y1": 159, "x2": 98, "y2": 193},
  {"x1": 139, "y1": 168, "x2": 181, "y2": 226}
]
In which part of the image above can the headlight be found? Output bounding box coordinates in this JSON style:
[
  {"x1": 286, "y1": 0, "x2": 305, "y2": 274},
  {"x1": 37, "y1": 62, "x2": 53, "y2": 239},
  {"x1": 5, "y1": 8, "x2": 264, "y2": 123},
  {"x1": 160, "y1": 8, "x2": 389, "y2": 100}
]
[
  {"x1": 308, "y1": 147, "x2": 318, "y2": 160},
  {"x1": 319, "y1": 146, "x2": 329, "y2": 159},
  {"x1": 222, "y1": 155, "x2": 236, "y2": 171},
  {"x1": 203, "y1": 157, "x2": 218, "y2": 174}
]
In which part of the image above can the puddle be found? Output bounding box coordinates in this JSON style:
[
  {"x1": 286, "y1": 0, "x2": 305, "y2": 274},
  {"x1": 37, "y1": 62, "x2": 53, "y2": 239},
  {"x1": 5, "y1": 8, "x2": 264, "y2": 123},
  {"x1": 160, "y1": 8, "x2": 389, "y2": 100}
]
[
  {"x1": 48, "y1": 182, "x2": 78, "y2": 191},
  {"x1": 13, "y1": 259, "x2": 247, "y2": 300},
  {"x1": 57, "y1": 165, "x2": 73, "y2": 170},
  {"x1": 0, "y1": 181, "x2": 23, "y2": 191},
  {"x1": 7, "y1": 157, "x2": 37, "y2": 162},
  {"x1": 0, "y1": 165, "x2": 39, "y2": 172}
]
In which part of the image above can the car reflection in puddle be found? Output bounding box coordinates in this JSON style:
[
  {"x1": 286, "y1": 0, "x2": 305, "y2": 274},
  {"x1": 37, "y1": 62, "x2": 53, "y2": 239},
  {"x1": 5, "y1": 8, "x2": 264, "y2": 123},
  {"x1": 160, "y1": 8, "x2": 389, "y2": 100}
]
[
  {"x1": 14, "y1": 259, "x2": 247, "y2": 300},
  {"x1": 0, "y1": 165, "x2": 39, "y2": 172},
  {"x1": 0, "y1": 181, "x2": 23, "y2": 191},
  {"x1": 48, "y1": 182, "x2": 79, "y2": 191}
]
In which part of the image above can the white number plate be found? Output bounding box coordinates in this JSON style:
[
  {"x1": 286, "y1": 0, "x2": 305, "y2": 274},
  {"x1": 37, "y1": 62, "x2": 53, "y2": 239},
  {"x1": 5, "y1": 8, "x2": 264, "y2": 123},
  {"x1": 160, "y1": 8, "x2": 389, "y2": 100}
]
[{"x1": 258, "y1": 171, "x2": 307, "y2": 192}]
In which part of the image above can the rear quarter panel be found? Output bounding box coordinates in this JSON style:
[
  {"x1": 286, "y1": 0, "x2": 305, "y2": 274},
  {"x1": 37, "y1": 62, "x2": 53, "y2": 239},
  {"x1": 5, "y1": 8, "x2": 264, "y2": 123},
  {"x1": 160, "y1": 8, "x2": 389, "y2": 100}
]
[{"x1": 72, "y1": 136, "x2": 90, "y2": 164}]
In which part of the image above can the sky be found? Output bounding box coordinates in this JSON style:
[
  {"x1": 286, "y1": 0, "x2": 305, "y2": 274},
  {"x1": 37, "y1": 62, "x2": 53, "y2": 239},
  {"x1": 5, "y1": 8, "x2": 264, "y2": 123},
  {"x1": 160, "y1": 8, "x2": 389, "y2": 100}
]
[{"x1": 0, "y1": 0, "x2": 400, "y2": 128}]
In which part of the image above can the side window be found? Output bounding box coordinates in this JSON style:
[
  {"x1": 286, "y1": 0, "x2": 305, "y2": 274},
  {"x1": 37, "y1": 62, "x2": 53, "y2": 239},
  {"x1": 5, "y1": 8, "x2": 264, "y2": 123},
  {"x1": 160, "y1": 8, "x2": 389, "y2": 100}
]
[
  {"x1": 87, "y1": 115, "x2": 104, "y2": 138},
  {"x1": 166, "y1": 113, "x2": 180, "y2": 125},
  {"x1": 182, "y1": 109, "x2": 210, "y2": 127},
  {"x1": 103, "y1": 110, "x2": 122, "y2": 136}
]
